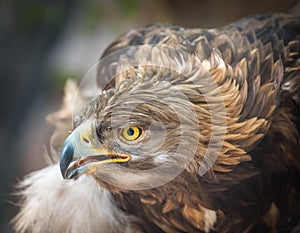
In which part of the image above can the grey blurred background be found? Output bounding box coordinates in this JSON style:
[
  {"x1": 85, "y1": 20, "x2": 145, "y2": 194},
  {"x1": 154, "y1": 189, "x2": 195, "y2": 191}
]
[{"x1": 0, "y1": 0, "x2": 298, "y2": 232}]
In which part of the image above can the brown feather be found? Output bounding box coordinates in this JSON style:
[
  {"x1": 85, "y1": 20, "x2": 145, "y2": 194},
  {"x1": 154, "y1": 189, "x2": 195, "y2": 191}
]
[{"x1": 14, "y1": 13, "x2": 300, "y2": 233}]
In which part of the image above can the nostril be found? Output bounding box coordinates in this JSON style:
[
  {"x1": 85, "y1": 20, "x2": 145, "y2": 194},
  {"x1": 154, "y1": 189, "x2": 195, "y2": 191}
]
[{"x1": 82, "y1": 137, "x2": 90, "y2": 144}]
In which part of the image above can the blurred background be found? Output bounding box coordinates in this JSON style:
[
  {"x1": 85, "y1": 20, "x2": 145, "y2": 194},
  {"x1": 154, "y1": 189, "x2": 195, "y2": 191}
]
[{"x1": 0, "y1": 0, "x2": 298, "y2": 232}]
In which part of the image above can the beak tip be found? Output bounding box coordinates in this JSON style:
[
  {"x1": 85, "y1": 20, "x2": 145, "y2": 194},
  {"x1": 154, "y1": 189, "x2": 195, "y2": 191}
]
[
  {"x1": 60, "y1": 141, "x2": 75, "y2": 179},
  {"x1": 60, "y1": 163, "x2": 68, "y2": 180}
]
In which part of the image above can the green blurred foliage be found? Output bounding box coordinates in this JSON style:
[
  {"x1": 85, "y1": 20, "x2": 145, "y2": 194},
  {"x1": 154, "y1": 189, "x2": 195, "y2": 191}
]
[
  {"x1": 50, "y1": 68, "x2": 80, "y2": 89},
  {"x1": 82, "y1": 1, "x2": 105, "y2": 31},
  {"x1": 81, "y1": 0, "x2": 140, "y2": 32},
  {"x1": 120, "y1": 0, "x2": 139, "y2": 18},
  {"x1": 18, "y1": 1, "x2": 64, "y2": 32}
]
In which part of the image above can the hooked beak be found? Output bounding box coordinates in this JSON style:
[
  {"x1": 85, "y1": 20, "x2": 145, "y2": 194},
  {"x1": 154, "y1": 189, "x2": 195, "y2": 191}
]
[{"x1": 59, "y1": 120, "x2": 130, "y2": 180}]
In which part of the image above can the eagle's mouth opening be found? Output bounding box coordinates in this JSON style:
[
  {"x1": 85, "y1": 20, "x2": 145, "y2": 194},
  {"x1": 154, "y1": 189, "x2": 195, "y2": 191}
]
[
  {"x1": 78, "y1": 154, "x2": 131, "y2": 166},
  {"x1": 65, "y1": 153, "x2": 131, "y2": 180}
]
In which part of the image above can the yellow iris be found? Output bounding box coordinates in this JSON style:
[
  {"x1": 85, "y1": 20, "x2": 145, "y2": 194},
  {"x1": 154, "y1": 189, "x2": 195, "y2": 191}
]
[{"x1": 121, "y1": 126, "x2": 143, "y2": 141}]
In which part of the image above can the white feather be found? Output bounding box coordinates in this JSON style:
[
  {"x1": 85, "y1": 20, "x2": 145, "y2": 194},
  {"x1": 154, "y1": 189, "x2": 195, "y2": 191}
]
[
  {"x1": 203, "y1": 208, "x2": 217, "y2": 233},
  {"x1": 13, "y1": 164, "x2": 141, "y2": 233}
]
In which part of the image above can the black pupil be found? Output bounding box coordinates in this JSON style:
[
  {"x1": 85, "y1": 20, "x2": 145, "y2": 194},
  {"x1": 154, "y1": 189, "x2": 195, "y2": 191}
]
[{"x1": 127, "y1": 128, "x2": 135, "y2": 136}]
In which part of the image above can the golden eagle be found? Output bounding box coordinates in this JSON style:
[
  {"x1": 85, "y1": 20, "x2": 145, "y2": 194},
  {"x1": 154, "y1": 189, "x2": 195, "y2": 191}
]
[{"x1": 13, "y1": 13, "x2": 300, "y2": 233}]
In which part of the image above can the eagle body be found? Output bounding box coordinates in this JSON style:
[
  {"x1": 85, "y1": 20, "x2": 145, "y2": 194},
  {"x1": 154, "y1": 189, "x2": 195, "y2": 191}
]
[{"x1": 14, "y1": 14, "x2": 300, "y2": 233}]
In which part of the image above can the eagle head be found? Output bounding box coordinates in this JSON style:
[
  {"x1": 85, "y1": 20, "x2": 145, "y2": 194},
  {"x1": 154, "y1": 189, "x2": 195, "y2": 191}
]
[{"x1": 59, "y1": 45, "x2": 227, "y2": 190}]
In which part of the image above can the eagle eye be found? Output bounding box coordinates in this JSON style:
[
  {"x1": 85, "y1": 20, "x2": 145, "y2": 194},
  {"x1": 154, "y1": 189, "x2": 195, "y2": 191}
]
[{"x1": 121, "y1": 126, "x2": 144, "y2": 141}]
